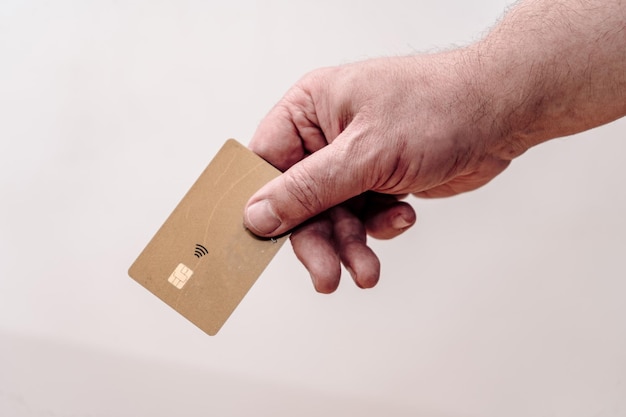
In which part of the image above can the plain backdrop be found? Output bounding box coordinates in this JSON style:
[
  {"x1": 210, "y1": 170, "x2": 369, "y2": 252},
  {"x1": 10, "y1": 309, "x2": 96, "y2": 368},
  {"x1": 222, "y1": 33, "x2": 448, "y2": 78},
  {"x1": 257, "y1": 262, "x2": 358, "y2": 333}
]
[{"x1": 1, "y1": 1, "x2": 625, "y2": 416}]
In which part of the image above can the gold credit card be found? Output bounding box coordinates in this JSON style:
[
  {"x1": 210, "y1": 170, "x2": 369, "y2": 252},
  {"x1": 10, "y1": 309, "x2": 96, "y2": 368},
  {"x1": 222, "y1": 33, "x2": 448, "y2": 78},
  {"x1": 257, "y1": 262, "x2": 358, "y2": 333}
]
[{"x1": 129, "y1": 139, "x2": 287, "y2": 335}]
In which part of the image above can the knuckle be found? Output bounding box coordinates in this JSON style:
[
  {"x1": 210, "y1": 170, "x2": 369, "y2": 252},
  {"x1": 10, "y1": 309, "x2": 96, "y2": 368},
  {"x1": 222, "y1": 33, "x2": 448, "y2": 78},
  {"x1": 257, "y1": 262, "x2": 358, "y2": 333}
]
[{"x1": 282, "y1": 166, "x2": 326, "y2": 218}]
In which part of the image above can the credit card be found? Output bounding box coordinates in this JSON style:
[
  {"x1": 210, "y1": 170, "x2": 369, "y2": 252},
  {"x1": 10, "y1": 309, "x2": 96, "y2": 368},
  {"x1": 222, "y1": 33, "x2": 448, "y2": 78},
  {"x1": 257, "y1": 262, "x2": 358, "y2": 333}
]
[{"x1": 129, "y1": 139, "x2": 287, "y2": 335}]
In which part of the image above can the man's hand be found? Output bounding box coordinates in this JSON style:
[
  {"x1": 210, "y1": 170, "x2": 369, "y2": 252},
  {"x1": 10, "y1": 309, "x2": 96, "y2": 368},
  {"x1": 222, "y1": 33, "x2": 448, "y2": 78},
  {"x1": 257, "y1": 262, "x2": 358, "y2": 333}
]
[
  {"x1": 244, "y1": 0, "x2": 626, "y2": 293},
  {"x1": 244, "y1": 54, "x2": 511, "y2": 292}
]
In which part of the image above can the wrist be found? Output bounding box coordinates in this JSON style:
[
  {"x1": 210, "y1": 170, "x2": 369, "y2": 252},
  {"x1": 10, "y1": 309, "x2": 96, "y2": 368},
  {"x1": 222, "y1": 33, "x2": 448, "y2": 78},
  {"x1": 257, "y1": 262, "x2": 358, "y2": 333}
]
[
  {"x1": 454, "y1": 42, "x2": 539, "y2": 161},
  {"x1": 466, "y1": 0, "x2": 626, "y2": 160},
  {"x1": 417, "y1": 47, "x2": 526, "y2": 161}
]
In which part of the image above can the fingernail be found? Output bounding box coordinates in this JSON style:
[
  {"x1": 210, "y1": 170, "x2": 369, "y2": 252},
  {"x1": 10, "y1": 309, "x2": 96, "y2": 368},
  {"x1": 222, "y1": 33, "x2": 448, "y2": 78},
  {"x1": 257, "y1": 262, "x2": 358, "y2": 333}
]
[
  {"x1": 392, "y1": 214, "x2": 412, "y2": 230},
  {"x1": 246, "y1": 200, "x2": 281, "y2": 235},
  {"x1": 345, "y1": 266, "x2": 364, "y2": 288}
]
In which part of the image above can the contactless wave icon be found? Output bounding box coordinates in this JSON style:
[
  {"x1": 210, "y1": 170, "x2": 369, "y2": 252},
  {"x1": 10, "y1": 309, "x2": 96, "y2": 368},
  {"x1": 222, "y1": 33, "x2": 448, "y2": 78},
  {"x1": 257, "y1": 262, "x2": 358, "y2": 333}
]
[{"x1": 194, "y1": 244, "x2": 208, "y2": 258}]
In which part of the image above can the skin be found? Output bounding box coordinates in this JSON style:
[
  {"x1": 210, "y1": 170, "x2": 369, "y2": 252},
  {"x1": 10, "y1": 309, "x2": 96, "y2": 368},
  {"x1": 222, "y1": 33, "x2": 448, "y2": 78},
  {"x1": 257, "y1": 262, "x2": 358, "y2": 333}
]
[{"x1": 243, "y1": 0, "x2": 626, "y2": 293}]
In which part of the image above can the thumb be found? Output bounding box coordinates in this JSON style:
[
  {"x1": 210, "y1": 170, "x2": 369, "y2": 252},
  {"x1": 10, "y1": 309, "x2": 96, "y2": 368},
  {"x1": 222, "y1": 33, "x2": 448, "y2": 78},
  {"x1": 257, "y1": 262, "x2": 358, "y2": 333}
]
[{"x1": 244, "y1": 139, "x2": 368, "y2": 237}]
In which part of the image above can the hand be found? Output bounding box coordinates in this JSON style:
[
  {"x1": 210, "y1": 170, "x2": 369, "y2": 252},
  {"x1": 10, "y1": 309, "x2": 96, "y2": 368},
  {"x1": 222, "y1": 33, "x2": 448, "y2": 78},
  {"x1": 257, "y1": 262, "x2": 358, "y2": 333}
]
[
  {"x1": 243, "y1": 0, "x2": 626, "y2": 294},
  {"x1": 244, "y1": 52, "x2": 512, "y2": 293}
]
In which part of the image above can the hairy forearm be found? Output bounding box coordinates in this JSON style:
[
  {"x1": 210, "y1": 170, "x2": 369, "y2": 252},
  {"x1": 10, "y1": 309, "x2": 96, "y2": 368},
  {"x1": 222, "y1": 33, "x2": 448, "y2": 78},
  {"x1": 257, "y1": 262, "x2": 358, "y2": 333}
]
[{"x1": 471, "y1": 0, "x2": 626, "y2": 157}]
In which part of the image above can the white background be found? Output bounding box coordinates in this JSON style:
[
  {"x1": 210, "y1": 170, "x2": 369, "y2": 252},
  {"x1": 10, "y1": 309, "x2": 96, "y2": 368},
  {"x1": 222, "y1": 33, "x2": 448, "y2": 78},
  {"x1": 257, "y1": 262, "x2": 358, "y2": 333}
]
[{"x1": 1, "y1": 1, "x2": 625, "y2": 416}]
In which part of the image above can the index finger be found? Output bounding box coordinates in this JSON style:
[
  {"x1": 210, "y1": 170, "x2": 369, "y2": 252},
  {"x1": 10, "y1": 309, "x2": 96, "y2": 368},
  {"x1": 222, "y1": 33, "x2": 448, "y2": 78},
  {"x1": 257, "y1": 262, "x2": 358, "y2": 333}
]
[{"x1": 249, "y1": 85, "x2": 329, "y2": 172}]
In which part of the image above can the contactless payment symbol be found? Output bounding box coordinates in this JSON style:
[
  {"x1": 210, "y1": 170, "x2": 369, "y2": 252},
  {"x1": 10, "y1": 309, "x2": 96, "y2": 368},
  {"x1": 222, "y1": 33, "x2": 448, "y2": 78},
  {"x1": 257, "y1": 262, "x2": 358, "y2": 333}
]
[
  {"x1": 168, "y1": 263, "x2": 194, "y2": 289},
  {"x1": 194, "y1": 244, "x2": 208, "y2": 258}
]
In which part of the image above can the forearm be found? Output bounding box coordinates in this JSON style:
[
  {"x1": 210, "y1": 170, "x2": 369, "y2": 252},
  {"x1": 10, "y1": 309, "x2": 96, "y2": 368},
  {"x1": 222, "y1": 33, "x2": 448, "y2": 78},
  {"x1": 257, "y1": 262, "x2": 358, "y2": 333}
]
[{"x1": 471, "y1": 0, "x2": 626, "y2": 157}]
